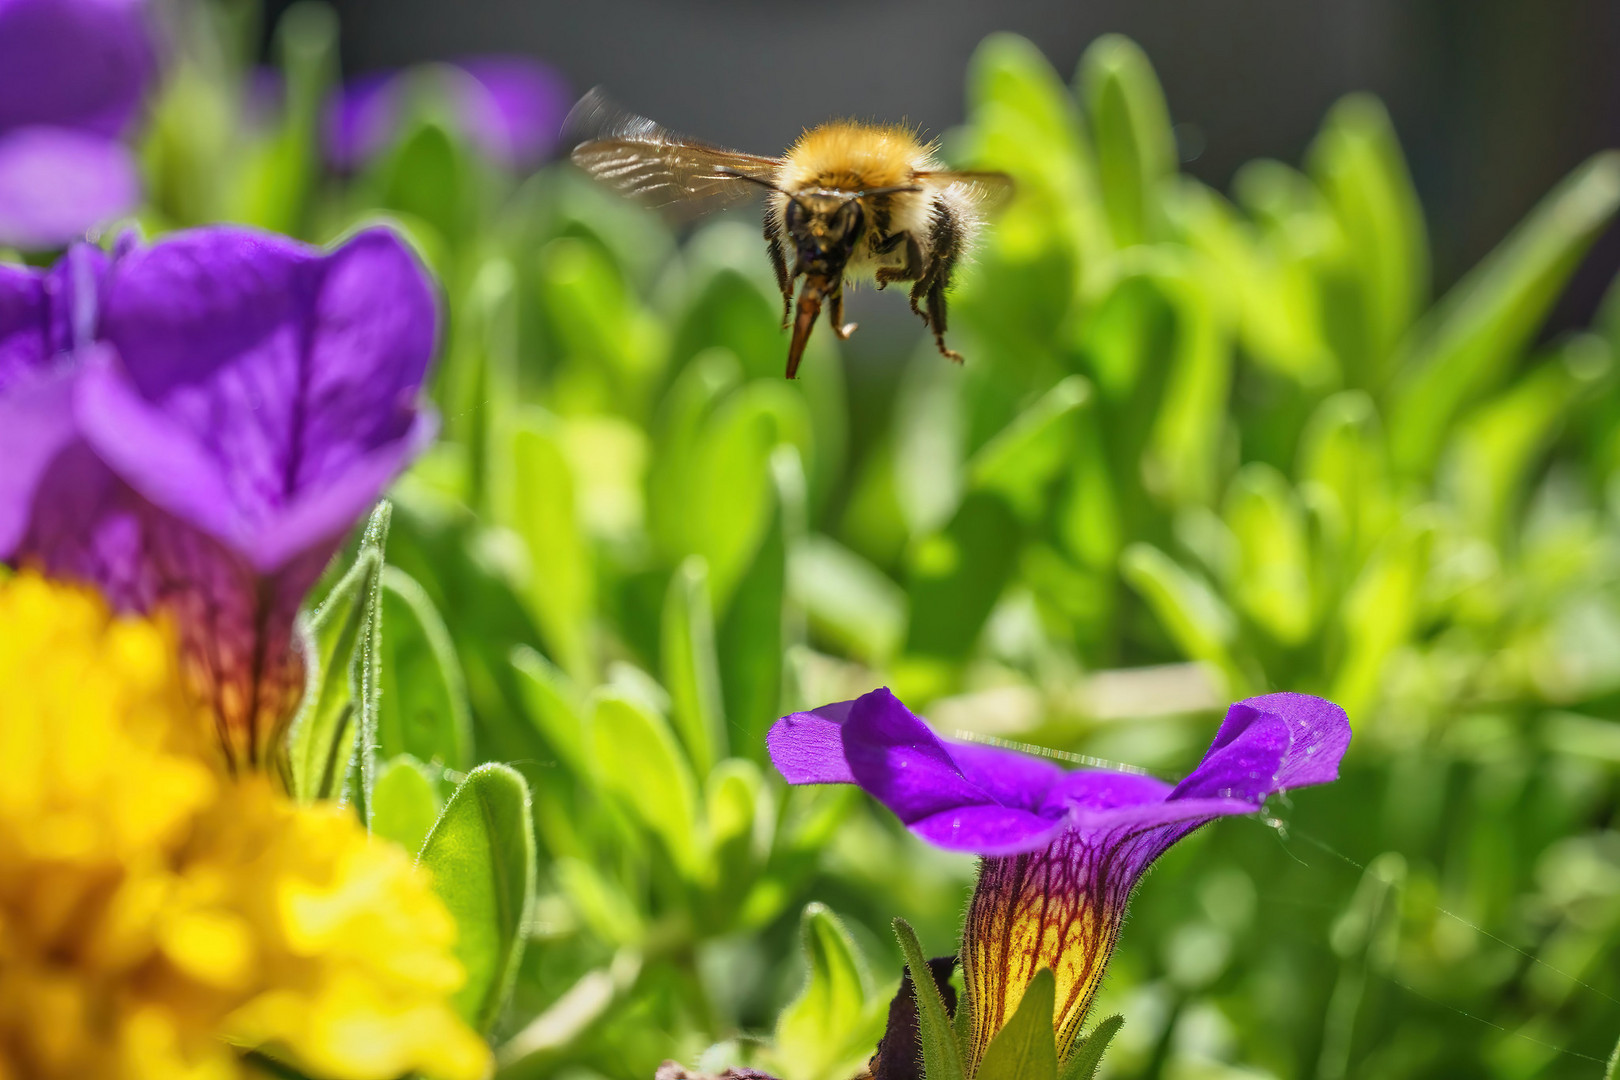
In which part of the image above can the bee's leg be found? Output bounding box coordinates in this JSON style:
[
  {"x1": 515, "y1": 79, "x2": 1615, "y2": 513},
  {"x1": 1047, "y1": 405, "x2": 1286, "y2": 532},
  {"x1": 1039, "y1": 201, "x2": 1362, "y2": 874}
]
[
  {"x1": 765, "y1": 206, "x2": 793, "y2": 328},
  {"x1": 874, "y1": 233, "x2": 922, "y2": 292},
  {"x1": 915, "y1": 209, "x2": 965, "y2": 363},
  {"x1": 828, "y1": 281, "x2": 857, "y2": 340}
]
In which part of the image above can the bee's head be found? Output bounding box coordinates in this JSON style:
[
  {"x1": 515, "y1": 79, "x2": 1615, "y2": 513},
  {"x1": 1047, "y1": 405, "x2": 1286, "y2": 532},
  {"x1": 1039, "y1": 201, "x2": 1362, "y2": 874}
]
[{"x1": 784, "y1": 192, "x2": 865, "y2": 277}]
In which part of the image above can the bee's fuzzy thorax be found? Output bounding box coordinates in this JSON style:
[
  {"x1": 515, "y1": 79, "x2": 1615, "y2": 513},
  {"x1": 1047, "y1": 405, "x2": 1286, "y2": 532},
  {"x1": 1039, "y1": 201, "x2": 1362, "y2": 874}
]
[{"x1": 776, "y1": 121, "x2": 939, "y2": 193}]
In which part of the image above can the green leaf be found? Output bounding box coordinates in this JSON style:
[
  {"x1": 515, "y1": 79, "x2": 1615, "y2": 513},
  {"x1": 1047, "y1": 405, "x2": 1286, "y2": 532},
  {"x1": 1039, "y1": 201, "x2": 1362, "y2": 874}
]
[
  {"x1": 440, "y1": 256, "x2": 517, "y2": 503},
  {"x1": 370, "y1": 754, "x2": 442, "y2": 855},
  {"x1": 511, "y1": 645, "x2": 589, "y2": 776},
  {"x1": 376, "y1": 566, "x2": 473, "y2": 770},
  {"x1": 1120, "y1": 542, "x2": 1250, "y2": 696},
  {"x1": 892, "y1": 918, "x2": 966, "y2": 1080},
  {"x1": 662, "y1": 555, "x2": 727, "y2": 774},
  {"x1": 1296, "y1": 390, "x2": 1392, "y2": 561},
  {"x1": 1141, "y1": 262, "x2": 1235, "y2": 508},
  {"x1": 361, "y1": 74, "x2": 491, "y2": 245},
  {"x1": 1058, "y1": 1014, "x2": 1124, "y2": 1080},
  {"x1": 588, "y1": 691, "x2": 704, "y2": 878},
  {"x1": 286, "y1": 550, "x2": 373, "y2": 802},
  {"x1": 1444, "y1": 334, "x2": 1611, "y2": 540},
  {"x1": 496, "y1": 409, "x2": 595, "y2": 684},
  {"x1": 790, "y1": 534, "x2": 908, "y2": 665},
  {"x1": 1306, "y1": 94, "x2": 1428, "y2": 383},
  {"x1": 706, "y1": 758, "x2": 769, "y2": 901},
  {"x1": 963, "y1": 32, "x2": 1102, "y2": 273},
  {"x1": 977, "y1": 967, "x2": 1058, "y2": 1080},
  {"x1": 1223, "y1": 463, "x2": 1313, "y2": 646},
  {"x1": 1388, "y1": 151, "x2": 1620, "y2": 475},
  {"x1": 969, "y1": 375, "x2": 1092, "y2": 521},
  {"x1": 774, "y1": 903, "x2": 876, "y2": 1080},
  {"x1": 905, "y1": 490, "x2": 1024, "y2": 662},
  {"x1": 418, "y1": 763, "x2": 537, "y2": 1033},
  {"x1": 349, "y1": 503, "x2": 390, "y2": 827},
  {"x1": 1329, "y1": 521, "x2": 1432, "y2": 718},
  {"x1": 537, "y1": 235, "x2": 665, "y2": 407},
  {"x1": 718, "y1": 446, "x2": 806, "y2": 759},
  {"x1": 287, "y1": 502, "x2": 389, "y2": 808},
  {"x1": 1080, "y1": 34, "x2": 1176, "y2": 249},
  {"x1": 226, "y1": 1, "x2": 334, "y2": 233}
]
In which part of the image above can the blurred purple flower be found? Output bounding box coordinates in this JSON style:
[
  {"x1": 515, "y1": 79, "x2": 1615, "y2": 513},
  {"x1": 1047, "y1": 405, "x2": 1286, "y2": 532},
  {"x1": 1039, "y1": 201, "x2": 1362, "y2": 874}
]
[
  {"x1": 769, "y1": 688, "x2": 1350, "y2": 1068},
  {"x1": 0, "y1": 0, "x2": 156, "y2": 249},
  {"x1": 0, "y1": 225, "x2": 438, "y2": 768},
  {"x1": 324, "y1": 55, "x2": 569, "y2": 171}
]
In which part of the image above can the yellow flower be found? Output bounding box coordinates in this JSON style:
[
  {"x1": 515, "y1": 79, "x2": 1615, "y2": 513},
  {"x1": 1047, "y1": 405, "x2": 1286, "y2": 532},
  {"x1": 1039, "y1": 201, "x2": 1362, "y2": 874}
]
[{"x1": 0, "y1": 573, "x2": 490, "y2": 1080}]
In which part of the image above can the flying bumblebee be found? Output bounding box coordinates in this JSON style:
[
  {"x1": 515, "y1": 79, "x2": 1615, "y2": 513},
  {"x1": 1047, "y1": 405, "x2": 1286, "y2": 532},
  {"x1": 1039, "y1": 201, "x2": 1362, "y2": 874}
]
[{"x1": 567, "y1": 90, "x2": 1010, "y2": 379}]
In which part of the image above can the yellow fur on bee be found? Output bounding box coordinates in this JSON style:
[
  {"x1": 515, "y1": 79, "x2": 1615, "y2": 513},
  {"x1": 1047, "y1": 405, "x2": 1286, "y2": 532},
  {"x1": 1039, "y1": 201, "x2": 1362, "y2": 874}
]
[{"x1": 777, "y1": 121, "x2": 941, "y2": 192}]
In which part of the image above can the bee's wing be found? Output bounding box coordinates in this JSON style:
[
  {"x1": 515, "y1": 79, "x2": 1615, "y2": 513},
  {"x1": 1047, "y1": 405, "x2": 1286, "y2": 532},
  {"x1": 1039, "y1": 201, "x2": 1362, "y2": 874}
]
[
  {"x1": 567, "y1": 88, "x2": 782, "y2": 218},
  {"x1": 914, "y1": 170, "x2": 1016, "y2": 212}
]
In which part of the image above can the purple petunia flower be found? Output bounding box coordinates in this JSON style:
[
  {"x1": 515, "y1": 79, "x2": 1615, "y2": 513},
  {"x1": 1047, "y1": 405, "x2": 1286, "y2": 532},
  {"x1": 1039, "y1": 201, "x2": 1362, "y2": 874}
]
[
  {"x1": 0, "y1": 0, "x2": 156, "y2": 249},
  {"x1": 769, "y1": 687, "x2": 1350, "y2": 1069},
  {"x1": 324, "y1": 55, "x2": 569, "y2": 171},
  {"x1": 0, "y1": 225, "x2": 438, "y2": 768}
]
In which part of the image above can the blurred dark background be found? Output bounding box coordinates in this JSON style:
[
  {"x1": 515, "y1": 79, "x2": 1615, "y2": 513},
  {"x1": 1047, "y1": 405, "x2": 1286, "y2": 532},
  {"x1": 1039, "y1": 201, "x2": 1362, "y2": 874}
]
[{"x1": 273, "y1": 0, "x2": 1620, "y2": 331}]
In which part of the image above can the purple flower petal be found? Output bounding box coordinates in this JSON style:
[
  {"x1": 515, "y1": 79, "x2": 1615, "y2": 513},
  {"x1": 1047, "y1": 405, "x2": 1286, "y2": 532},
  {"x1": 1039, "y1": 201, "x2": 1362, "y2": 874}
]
[
  {"x1": 87, "y1": 226, "x2": 436, "y2": 565},
  {"x1": 0, "y1": 0, "x2": 155, "y2": 138},
  {"x1": 0, "y1": 363, "x2": 79, "y2": 556},
  {"x1": 0, "y1": 225, "x2": 440, "y2": 768},
  {"x1": 323, "y1": 56, "x2": 567, "y2": 171},
  {"x1": 0, "y1": 127, "x2": 140, "y2": 248},
  {"x1": 768, "y1": 700, "x2": 857, "y2": 785},
  {"x1": 323, "y1": 70, "x2": 399, "y2": 171},
  {"x1": 453, "y1": 55, "x2": 569, "y2": 166}
]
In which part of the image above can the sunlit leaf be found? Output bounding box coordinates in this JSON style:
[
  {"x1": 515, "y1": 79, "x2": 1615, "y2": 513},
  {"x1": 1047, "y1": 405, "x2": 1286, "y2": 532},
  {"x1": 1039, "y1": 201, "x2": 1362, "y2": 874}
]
[
  {"x1": 1387, "y1": 151, "x2": 1620, "y2": 475},
  {"x1": 588, "y1": 690, "x2": 704, "y2": 878},
  {"x1": 371, "y1": 754, "x2": 442, "y2": 855},
  {"x1": 1079, "y1": 34, "x2": 1175, "y2": 249},
  {"x1": 419, "y1": 763, "x2": 536, "y2": 1032},
  {"x1": 376, "y1": 566, "x2": 473, "y2": 770},
  {"x1": 774, "y1": 903, "x2": 878, "y2": 1080},
  {"x1": 662, "y1": 555, "x2": 727, "y2": 774},
  {"x1": 977, "y1": 967, "x2": 1057, "y2": 1080}
]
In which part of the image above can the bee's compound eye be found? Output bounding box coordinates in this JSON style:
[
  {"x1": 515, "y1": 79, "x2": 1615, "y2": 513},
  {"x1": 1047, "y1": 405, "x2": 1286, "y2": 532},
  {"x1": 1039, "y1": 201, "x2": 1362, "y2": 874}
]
[{"x1": 784, "y1": 200, "x2": 806, "y2": 230}]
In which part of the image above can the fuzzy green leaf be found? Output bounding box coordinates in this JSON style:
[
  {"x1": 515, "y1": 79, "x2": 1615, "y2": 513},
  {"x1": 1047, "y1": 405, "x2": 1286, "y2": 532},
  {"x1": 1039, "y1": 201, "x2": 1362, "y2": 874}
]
[
  {"x1": 977, "y1": 968, "x2": 1058, "y2": 1080},
  {"x1": 892, "y1": 918, "x2": 966, "y2": 1080},
  {"x1": 370, "y1": 754, "x2": 442, "y2": 855},
  {"x1": 775, "y1": 903, "x2": 876, "y2": 1080},
  {"x1": 419, "y1": 763, "x2": 537, "y2": 1032},
  {"x1": 1058, "y1": 1015, "x2": 1124, "y2": 1080},
  {"x1": 287, "y1": 502, "x2": 389, "y2": 810}
]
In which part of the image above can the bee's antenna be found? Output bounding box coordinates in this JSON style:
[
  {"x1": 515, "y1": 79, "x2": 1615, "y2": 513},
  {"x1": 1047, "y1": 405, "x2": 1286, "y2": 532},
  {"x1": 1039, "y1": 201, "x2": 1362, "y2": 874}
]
[{"x1": 714, "y1": 166, "x2": 787, "y2": 195}]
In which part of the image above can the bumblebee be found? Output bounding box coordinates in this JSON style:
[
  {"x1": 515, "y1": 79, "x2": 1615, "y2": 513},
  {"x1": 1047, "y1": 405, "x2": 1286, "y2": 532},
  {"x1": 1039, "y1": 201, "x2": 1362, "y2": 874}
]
[{"x1": 568, "y1": 90, "x2": 1010, "y2": 378}]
